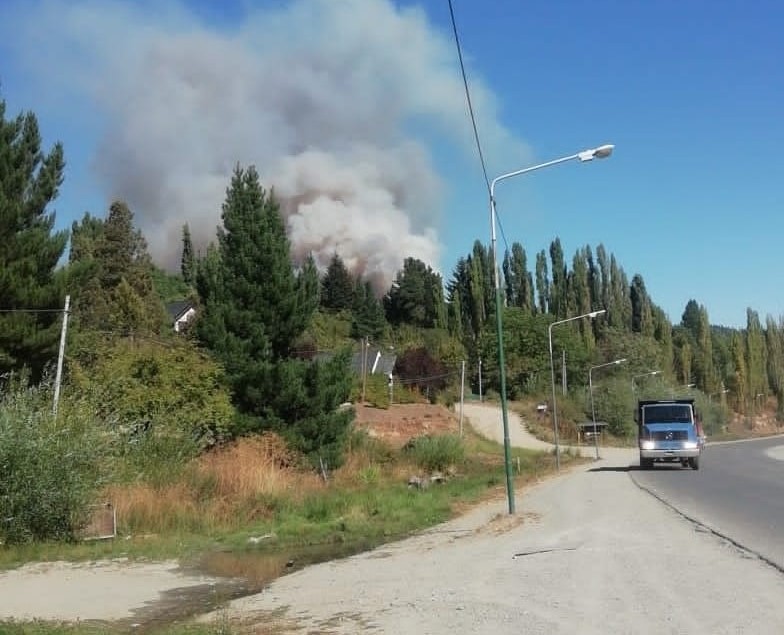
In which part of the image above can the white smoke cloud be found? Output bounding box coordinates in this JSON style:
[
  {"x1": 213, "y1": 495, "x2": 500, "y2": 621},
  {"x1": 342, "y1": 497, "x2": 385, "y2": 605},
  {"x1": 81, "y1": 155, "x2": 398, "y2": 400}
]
[{"x1": 2, "y1": 0, "x2": 527, "y2": 289}]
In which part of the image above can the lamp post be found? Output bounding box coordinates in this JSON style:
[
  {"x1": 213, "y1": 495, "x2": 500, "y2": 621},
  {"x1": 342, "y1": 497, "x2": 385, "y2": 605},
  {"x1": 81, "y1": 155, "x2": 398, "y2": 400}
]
[
  {"x1": 589, "y1": 358, "x2": 627, "y2": 460},
  {"x1": 489, "y1": 144, "x2": 614, "y2": 512},
  {"x1": 548, "y1": 309, "x2": 606, "y2": 470},
  {"x1": 631, "y1": 370, "x2": 661, "y2": 393}
]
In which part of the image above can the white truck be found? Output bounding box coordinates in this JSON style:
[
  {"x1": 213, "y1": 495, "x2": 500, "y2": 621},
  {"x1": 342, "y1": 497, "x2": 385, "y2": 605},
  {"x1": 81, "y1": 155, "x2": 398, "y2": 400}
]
[{"x1": 637, "y1": 398, "x2": 704, "y2": 470}]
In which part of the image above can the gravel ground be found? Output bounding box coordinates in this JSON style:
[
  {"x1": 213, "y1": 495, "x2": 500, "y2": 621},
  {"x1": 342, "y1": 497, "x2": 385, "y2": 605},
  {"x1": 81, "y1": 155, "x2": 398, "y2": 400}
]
[
  {"x1": 207, "y1": 405, "x2": 784, "y2": 633},
  {"x1": 3, "y1": 405, "x2": 784, "y2": 632},
  {"x1": 0, "y1": 559, "x2": 220, "y2": 622}
]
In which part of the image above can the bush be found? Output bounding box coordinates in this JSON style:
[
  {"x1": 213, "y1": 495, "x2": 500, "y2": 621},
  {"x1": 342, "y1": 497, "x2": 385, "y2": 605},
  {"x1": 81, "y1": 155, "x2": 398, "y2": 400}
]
[
  {"x1": 403, "y1": 434, "x2": 464, "y2": 472},
  {"x1": 0, "y1": 385, "x2": 107, "y2": 544}
]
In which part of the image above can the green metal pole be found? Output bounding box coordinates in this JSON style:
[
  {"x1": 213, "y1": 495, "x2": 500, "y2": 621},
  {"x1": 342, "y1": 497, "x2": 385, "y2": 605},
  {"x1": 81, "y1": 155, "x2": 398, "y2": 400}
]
[
  {"x1": 490, "y1": 193, "x2": 515, "y2": 515},
  {"x1": 494, "y1": 284, "x2": 515, "y2": 514}
]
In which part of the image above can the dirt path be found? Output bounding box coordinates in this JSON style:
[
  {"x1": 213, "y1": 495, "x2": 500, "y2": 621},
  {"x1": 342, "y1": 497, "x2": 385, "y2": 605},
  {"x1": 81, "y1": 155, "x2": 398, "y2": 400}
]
[{"x1": 460, "y1": 401, "x2": 631, "y2": 462}]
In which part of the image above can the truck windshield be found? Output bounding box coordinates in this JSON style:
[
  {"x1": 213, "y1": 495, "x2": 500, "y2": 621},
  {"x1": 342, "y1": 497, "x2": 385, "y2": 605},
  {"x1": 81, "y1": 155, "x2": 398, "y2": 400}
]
[{"x1": 642, "y1": 404, "x2": 692, "y2": 424}]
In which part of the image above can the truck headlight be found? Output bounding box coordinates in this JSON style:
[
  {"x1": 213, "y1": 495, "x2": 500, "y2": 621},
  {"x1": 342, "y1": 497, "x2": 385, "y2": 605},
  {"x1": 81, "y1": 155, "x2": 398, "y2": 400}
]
[
  {"x1": 683, "y1": 441, "x2": 698, "y2": 449},
  {"x1": 641, "y1": 440, "x2": 655, "y2": 450}
]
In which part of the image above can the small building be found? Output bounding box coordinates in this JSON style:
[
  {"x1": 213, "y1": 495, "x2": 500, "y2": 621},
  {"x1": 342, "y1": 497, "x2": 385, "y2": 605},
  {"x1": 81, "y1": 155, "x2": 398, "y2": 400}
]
[{"x1": 166, "y1": 300, "x2": 196, "y2": 333}]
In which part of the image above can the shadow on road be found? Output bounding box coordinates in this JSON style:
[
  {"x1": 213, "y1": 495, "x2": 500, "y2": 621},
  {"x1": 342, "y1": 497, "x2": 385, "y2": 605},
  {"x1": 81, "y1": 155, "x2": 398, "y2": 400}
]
[{"x1": 589, "y1": 464, "x2": 691, "y2": 473}]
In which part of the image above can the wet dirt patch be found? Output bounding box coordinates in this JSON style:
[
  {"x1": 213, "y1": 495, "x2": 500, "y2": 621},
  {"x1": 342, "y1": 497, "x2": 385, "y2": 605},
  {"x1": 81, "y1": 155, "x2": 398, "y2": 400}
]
[{"x1": 118, "y1": 539, "x2": 389, "y2": 632}]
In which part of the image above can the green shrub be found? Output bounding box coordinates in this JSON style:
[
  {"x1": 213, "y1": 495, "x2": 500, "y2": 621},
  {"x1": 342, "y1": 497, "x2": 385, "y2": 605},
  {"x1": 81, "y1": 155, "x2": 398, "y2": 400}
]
[
  {"x1": 0, "y1": 385, "x2": 107, "y2": 544},
  {"x1": 404, "y1": 434, "x2": 465, "y2": 472}
]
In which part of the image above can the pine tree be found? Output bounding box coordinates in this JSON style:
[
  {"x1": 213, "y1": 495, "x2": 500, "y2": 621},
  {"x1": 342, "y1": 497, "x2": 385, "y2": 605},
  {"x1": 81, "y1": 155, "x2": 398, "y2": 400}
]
[
  {"x1": 384, "y1": 258, "x2": 444, "y2": 328},
  {"x1": 298, "y1": 253, "x2": 321, "y2": 318},
  {"x1": 0, "y1": 98, "x2": 68, "y2": 380},
  {"x1": 69, "y1": 201, "x2": 164, "y2": 334},
  {"x1": 196, "y1": 165, "x2": 351, "y2": 465},
  {"x1": 321, "y1": 253, "x2": 354, "y2": 311},
  {"x1": 350, "y1": 279, "x2": 386, "y2": 340}
]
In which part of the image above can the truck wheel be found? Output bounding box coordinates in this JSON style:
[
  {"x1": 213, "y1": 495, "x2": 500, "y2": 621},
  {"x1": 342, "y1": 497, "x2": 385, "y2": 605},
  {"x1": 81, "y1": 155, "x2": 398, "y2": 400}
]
[
  {"x1": 689, "y1": 456, "x2": 700, "y2": 470},
  {"x1": 640, "y1": 457, "x2": 653, "y2": 470}
]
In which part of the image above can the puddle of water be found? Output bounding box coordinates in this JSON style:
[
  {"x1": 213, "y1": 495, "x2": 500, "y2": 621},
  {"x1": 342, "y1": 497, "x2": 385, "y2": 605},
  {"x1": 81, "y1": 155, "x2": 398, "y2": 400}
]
[{"x1": 117, "y1": 538, "x2": 384, "y2": 633}]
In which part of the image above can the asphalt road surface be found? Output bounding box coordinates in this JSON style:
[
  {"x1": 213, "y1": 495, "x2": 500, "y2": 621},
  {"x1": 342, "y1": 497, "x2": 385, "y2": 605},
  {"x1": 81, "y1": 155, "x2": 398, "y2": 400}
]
[{"x1": 631, "y1": 435, "x2": 784, "y2": 572}]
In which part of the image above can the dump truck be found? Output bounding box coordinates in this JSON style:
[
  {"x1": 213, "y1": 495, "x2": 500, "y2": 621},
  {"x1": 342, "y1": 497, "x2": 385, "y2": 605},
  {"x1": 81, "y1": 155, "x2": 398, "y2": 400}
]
[{"x1": 636, "y1": 398, "x2": 703, "y2": 470}]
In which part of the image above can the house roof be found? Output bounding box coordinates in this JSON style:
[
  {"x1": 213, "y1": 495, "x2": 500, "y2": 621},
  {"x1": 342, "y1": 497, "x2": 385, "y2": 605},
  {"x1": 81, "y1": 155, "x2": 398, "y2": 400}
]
[
  {"x1": 351, "y1": 348, "x2": 396, "y2": 376},
  {"x1": 313, "y1": 348, "x2": 397, "y2": 376},
  {"x1": 166, "y1": 300, "x2": 194, "y2": 321}
]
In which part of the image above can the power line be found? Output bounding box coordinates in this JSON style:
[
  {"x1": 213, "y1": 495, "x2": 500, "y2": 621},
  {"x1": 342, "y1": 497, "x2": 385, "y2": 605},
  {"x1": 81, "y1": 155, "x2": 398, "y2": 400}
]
[
  {"x1": 446, "y1": 2, "x2": 513, "y2": 257},
  {"x1": 447, "y1": 0, "x2": 491, "y2": 195},
  {"x1": 0, "y1": 308, "x2": 67, "y2": 313}
]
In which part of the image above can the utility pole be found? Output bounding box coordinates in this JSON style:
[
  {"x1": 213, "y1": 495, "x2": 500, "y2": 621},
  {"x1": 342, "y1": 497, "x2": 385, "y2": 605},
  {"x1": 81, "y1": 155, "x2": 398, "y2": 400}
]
[
  {"x1": 478, "y1": 357, "x2": 483, "y2": 402},
  {"x1": 561, "y1": 349, "x2": 567, "y2": 396},
  {"x1": 459, "y1": 360, "x2": 466, "y2": 436},
  {"x1": 52, "y1": 294, "x2": 70, "y2": 416},
  {"x1": 361, "y1": 336, "x2": 369, "y2": 403}
]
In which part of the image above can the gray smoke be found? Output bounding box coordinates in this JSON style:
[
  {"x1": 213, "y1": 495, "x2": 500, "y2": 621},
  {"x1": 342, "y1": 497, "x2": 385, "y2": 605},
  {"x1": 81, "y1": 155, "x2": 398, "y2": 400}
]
[{"x1": 4, "y1": 0, "x2": 525, "y2": 288}]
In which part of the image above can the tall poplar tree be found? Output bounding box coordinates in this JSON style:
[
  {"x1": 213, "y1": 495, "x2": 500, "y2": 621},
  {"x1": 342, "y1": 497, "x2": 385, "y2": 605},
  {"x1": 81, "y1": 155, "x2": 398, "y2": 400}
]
[
  {"x1": 745, "y1": 308, "x2": 767, "y2": 412},
  {"x1": 0, "y1": 98, "x2": 68, "y2": 380},
  {"x1": 503, "y1": 242, "x2": 533, "y2": 312},
  {"x1": 549, "y1": 238, "x2": 566, "y2": 318},
  {"x1": 180, "y1": 223, "x2": 196, "y2": 286},
  {"x1": 630, "y1": 274, "x2": 654, "y2": 337},
  {"x1": 534, "y1": 250, "x2": 549, "y2": 314},
  {"x1": 765, "y1": 316, "x2": 784, "y2": 420}
]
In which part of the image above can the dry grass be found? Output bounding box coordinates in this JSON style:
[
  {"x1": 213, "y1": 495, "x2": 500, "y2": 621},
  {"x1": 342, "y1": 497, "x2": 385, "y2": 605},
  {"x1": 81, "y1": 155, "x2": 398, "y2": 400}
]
[
  {"x1": 197, "y1": 433, "x2": 319, "y2": 499},
  {"x1": 107, "y1": 433, "x2": 325, "y2": 534}
]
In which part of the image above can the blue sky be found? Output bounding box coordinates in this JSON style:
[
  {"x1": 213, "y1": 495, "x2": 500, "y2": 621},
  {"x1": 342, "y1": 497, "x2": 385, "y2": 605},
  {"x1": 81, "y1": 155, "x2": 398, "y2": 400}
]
[{"x1": 1, "y1": 0, "x2": 782, "y2": 328}]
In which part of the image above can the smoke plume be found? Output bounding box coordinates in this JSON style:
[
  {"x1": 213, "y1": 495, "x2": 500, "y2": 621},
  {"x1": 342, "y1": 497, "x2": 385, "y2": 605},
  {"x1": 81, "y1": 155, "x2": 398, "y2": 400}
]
[{"x1": 3, "y1": 0, "x2": 524, "y2": 288}]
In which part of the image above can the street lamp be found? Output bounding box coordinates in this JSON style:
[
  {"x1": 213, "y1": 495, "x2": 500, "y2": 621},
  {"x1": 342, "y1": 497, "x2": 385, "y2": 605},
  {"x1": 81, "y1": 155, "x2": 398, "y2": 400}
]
[
  {"x1": 589, "y1": 358, "x2": 627, "y2": 460},
  {"x1": 631, "y1": 370, "x2": 661, "y2": 393},
  {"x1": 489, "y1": 144, "x2": 614, "y2": 512},
  {"x1": 548, "y1": 309, "x2": 607, "y2": 470}
]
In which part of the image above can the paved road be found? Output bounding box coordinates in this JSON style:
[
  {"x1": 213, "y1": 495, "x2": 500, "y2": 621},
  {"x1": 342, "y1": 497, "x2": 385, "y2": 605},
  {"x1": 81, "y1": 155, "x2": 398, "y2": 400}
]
[{"x1": 631, "y1": 435, "x2": 784, "y2": 571}]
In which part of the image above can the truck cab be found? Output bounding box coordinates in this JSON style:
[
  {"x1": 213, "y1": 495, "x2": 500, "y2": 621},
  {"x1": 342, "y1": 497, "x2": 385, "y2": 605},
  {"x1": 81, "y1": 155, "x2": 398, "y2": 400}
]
[{"x1": 637, "y1": 399, "x2": 703, "y2": 470}]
